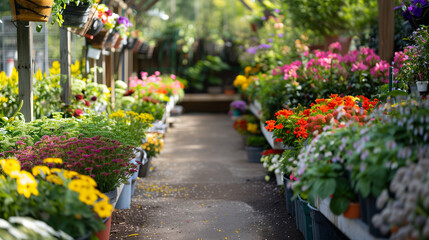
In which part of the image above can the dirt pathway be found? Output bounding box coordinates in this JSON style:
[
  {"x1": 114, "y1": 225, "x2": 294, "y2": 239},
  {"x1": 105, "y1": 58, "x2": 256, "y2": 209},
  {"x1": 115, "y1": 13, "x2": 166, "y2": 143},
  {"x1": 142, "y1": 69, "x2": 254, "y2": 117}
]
[{"x1": 110, "y1": 114, "x2": 302, "y2": 240}]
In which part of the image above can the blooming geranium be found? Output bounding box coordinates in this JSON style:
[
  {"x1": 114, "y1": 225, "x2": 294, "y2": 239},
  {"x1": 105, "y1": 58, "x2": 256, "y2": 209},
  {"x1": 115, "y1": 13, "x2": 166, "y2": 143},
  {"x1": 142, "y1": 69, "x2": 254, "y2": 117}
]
[{"x1": 265, "y1": 95, "x2": 379, "y2": 148}]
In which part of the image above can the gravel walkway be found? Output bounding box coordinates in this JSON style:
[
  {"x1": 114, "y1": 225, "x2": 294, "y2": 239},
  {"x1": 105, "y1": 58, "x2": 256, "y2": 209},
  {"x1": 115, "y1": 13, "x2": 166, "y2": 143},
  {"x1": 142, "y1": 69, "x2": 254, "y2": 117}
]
[{"x1": 110, "y1": 113, "x2": 303, "y2": 240}]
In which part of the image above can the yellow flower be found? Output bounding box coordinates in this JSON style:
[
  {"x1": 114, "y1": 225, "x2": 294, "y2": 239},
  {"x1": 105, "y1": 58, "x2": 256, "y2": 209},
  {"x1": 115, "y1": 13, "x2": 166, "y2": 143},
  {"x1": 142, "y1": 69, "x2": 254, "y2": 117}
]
[
  {"x1": 78, "y1": 190, "x2": 98, "y2": 205},
  {"x1": 17, "y1": 171, "x2": 39, "y2": 198},
  {"x1": 2, "y1": 159, "x2": 21, "y2": 178},
  {"x1": 46, "y1": 174, "x2": 64, "y2": 185},
  {"x1": 63, "y1": 170, "x2": 79, "y2": 179},
  {"x1": 78, "y1": 175, "x2": 97, "y2": 187},
  {"x1": 244, "y1": 66, "x2": 252, "y2": 76},
  {"x1": 43, "y1": 158, "x2": 63, "y2": 164},
  {"x1": 32, "y1": 165, "x2": 51, "y2": 176},
  {"x1": 50, "y1": 168, "x2": 63, "y2": 173},
  {"x1": 94, "y1": 199, "x2": 113, "y2": 218},
  {"x1": 52, "y1": 61, "x2": 60, "y2": 70}
]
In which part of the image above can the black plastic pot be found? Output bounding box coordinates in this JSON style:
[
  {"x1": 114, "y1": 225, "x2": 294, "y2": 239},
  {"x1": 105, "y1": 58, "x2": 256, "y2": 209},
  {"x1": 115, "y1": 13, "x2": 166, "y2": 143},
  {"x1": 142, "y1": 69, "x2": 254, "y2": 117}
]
[
  {"x1": 283, "y1": 174, "x2": 295, "y2": 217},
  {"x1": 245, "y1": 146, "x2": 263, "y2": 163},
  {"x1": 86, "y1": 18, "x2": 104, "y2": 37},
  {"x1": 126, "y1": 38, "x2": 138, "y2": 49},
  {"x1": 138, "y1": 157, "x2": 152, "y2": 178},
  {"x1": 308, "y1": 203, "x2": 348, "y2": 240},
  {"x1": 296, "y1": 195, "x2": 313, "y2": 240},
  {"x1": 62, "y1": 3, "x2": 92, "y2": 28},
  {"x1": 365, "y1": 195, "x2": 390, "y2": 238}
]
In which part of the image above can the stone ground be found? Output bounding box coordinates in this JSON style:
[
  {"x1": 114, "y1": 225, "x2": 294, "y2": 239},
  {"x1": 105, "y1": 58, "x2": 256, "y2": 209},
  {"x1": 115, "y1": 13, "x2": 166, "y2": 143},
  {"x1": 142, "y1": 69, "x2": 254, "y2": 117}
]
[{"x1": 110, "y1": 113, "x2": 303, "y2": 240}]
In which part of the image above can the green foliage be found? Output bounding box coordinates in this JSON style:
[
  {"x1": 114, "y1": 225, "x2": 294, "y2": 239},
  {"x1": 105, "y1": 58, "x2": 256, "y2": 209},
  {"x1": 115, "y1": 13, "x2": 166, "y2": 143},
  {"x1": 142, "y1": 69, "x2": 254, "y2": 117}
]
[
  {"x1": 184, "y1": 55, "x2": 230, "y2": 90},
  {"x1": 246, "y1": 135, "x2": 267, "y2": 147}
]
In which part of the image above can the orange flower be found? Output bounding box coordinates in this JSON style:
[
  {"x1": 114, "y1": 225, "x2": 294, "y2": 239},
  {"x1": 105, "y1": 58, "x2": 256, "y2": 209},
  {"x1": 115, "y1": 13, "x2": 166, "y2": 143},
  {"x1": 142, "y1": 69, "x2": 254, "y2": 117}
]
[
  {"x1": 317, "y1": 105, "x2": 330, "y2": 113},
  {"x1": 275, "y1": 123, "x2": 284, "y2": 129},
  {"x1": 265, "y1": 120, "x2": 276, "y2": 132},
  {"x1": 275, "y1": 109, "x2": 294, "y2": 119},
  {"x1": 315, "y1": 98, "x2": 326, "y2": 104}
]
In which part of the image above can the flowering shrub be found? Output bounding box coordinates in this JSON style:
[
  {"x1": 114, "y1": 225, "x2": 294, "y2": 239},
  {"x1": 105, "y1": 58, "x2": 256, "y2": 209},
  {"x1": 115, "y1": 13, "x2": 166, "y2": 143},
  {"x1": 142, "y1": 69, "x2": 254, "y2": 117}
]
[
  {"x1": 0, "y1": 158, "x2": 111, "y2": 238},
  {"x1": 395, "y1": 26, "x2": 429, "y2": 88},
  {"x1": 265, "y1": 95, "x2": 379, "y2": 148},
  {"x1": 261, "y1": 149, "x2": 284, "y2": 179},
  {"x1": 271, "y1": 46, "x2": 395, "y2": 105},
  {"x1": 109, "y1": 110, "x2": 154, "y2": 147},
  {"x1": 233, "y1": 119, "x2": 248, "y2": 135},
  {"x1": 141, "y1": 133, "x2": 164, "y2": 158},
  {"x1": 398, "y1": 0, "x2": 429, "y2": 20},
  {"x1": 233, "y1": 114, "x2": 260, "y2": 136},
  {"x1": 3, "y1": 136, "x2": 136, "y2": 192}
]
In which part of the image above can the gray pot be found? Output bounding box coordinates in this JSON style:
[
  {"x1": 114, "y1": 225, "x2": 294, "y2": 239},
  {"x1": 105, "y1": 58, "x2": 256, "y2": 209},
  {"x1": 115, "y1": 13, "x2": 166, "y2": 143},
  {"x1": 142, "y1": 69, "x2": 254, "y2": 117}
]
[
  {"x1": 245, "y1": 146, "x2": 263, "y2": 163},
  {"x1": 103, "y1": 188, "x2": 118, "y2": 207}
]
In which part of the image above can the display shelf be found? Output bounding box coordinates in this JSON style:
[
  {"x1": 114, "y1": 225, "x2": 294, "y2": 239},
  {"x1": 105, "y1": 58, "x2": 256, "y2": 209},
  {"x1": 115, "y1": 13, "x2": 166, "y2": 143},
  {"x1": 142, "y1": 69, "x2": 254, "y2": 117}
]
[
  {"x1": 259, "y1": 121, "x2": 284, "y2": 150},
  {"x1": 249, "y1": 103, "x2": 261, "y2": 120},
  {"x1": 315, "y1": 197, "x2": 388, "y2": 240}
]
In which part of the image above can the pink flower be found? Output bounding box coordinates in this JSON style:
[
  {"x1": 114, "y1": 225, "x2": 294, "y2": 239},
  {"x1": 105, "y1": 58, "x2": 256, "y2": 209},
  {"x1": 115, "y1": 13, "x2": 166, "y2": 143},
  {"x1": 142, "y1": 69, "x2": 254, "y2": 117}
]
[
  {"x1": 155, "y1": 71, "x2": 161, "y2": 76},
  {"x1": 84, "y1": 100, "x2": 90, "y2": 107},
  {"x1": 170, "y1": 74, "x2": 176, "y2": 80},
  {"x1": 328, "y1": 42, "x2": 342, "y2": 51},
  {"x1": 73, "y1": 109, "x2": 83, "y2": 117},
  {"x1": 85, "y1": 167, "x2": 93, "y2": 171},
  {"x1": 114, "y1": 170, "x2": 121, "y2": 173},
  {"x1": 351, "y1": 61, "x2": 368, "y2": 72}
]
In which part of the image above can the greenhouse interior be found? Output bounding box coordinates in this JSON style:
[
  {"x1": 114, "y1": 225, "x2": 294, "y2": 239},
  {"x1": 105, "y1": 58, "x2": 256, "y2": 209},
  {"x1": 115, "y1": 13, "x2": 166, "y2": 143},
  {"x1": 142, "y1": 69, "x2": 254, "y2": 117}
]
[{"x1": 0, "y1": 0, "x2": 428, "y2": 239}]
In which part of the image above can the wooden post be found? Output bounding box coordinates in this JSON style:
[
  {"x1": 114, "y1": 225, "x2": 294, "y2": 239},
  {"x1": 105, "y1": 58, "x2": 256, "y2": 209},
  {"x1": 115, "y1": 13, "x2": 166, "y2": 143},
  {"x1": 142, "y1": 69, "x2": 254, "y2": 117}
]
[
  {"x1": 378, "y1": 0, "x2": 394, "y2": 62},
  {"x1": 60, "y1": 28, "x2": 72, "y2": 105},
  {"x1": 105, "y1": 53, "x2": 115, "y2": 104},
  {"x1": 17, "y1": 21, "x2": 33, "y2": 122}
]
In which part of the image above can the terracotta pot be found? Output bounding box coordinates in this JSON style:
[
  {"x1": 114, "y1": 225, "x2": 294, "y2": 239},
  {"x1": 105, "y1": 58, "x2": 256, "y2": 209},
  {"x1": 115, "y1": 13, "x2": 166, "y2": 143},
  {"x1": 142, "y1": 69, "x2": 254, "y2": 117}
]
[
  {"x1": 95, "y1": 217, "x2": 112, "y2": 240},
  {"x1": 9, "y1": 0, "x2": 54, "y2": 22},
  {"x1": 343, "y1": 202, "x2": 361, "y2": 219}
]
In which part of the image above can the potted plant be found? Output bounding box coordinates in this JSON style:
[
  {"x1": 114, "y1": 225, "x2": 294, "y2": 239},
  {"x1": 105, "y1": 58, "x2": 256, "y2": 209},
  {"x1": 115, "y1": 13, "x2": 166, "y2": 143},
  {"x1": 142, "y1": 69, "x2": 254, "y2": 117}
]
[
  {"x1": 139, "y1": 133, "x2": 164, "y2": 177},
  {"x1": 395, "y1": 26, "x2": 429, "y2": 94},
  {"x1": 51, "y1": 0, "x2": 95, "y2": 27},
  {"x1": 9, "y1": 0, "x2": 54, "y2": 22},
  {"x1": 229, "y1": 100, "x2": 247, "y2": 117},
  {"x1": 245, "y1": 135, "x2": 267, "y2": 163},
  {"x1": 398, "y1": 0, "x2": 429, "y2": 29},
  {"x1": 0, "y1": 158, "x2": 112, "y2": 239}
]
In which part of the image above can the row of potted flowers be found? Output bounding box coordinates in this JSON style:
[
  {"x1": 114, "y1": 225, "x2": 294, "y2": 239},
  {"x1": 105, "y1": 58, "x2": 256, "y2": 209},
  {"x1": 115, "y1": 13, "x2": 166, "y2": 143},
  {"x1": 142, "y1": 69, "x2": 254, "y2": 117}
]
[{"x1": 231, "y1": 27, "x2": 428, "y2": 240}]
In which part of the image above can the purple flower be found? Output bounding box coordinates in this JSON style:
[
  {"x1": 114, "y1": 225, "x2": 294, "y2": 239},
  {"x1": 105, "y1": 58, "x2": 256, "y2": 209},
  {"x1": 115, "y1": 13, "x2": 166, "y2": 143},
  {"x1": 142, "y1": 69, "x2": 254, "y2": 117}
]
[
  {"x1": 258, "y1": 43, "x2": 271, "y2": 49},
  {"x1": 268, "y1": 38, "x2": 273, "y2": 43},
  {"x1": 117, "y1": 16, "x2": 133, "y2": 28},
  {"x1": 230, "y1": 100, "x2": 247, "y2": 111},
  {"x1": 278, "y1": 33, "x2": 284, "y2": 38},
  {"x1": 262, "y1": 16, "x2": 267, "y2": 20},
  {"x1": 246, "y1": 47, "x2": 258, "y2": 55},
  {"x1": 274, "y1": 9, "x2": 280, "y2": 13}
]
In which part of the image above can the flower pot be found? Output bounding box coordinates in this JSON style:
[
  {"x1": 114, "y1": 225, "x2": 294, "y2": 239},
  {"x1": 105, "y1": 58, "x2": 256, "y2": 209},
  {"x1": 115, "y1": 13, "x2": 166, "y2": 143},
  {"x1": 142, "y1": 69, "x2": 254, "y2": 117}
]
[
  {"x1": 416, "y1": 81, "x2": 428, "y2": 92},
  {"x1": 9, "y1": 0, "x2": 53, "y2": 22},
  {"x1": 283, "y1": 174, "x2": 295, "y2": 217},
  {"x1": 87, "y1": 28, "x2": 111, "y2": 49},
  {"x1": 308, "y1": 203, "x2": 348, "y2": 240},
  {"x1": 342, "y1": 202, "x2": 361, "y2": 219},
  {"x1": 104, "y1": 31, "x2": 120, "y2": 49},
  {"x1": 232, "y1": 109, "x2": 242, "y2": 117},
  {"x1": 86, "y1": 18, "x2": 104, "y2": 38},
  {"x1": 94, "y1": 217, "x2": 111, "y2": 240},
  {"x1": 126, "y1": 38, "x2": 138, "y2": 49},
  {"x1": 297, "y1": 195, "x2": 313, "y2": 240},
  {"x1": 275, "y1": 171, "x2": 283, "y2": 186},
  {"x1": 138, "y1": 157, "x2": 151, "y2": 178},
  {"x1": 114, "y1": 36, "x2": 124, "y2": 49},
  {"x1": 358, "y1": 193, "x2": 368, "y2": 225},
  {"x1": 61, "y1": 3, "x2": 92, "y2": 28},
  {"x1": 245, "y1": 146, "x2": 263, "y2": 163},
  {"x1": 295, "y1": 197, "x2": 303, "y2": 233},
  {"x1": 365, "y1": 195, "x2": 389, "y2": 238},
  {"x1": 115, "y1": 178, "x2": 132, "y2": 209}
]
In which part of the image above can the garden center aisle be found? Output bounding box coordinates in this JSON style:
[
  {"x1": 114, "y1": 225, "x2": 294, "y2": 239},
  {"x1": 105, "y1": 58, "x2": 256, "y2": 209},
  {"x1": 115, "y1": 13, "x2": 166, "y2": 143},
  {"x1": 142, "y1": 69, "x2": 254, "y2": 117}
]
[{"x1": 110, "y1": 113, "x2": 303, "y2": 240}]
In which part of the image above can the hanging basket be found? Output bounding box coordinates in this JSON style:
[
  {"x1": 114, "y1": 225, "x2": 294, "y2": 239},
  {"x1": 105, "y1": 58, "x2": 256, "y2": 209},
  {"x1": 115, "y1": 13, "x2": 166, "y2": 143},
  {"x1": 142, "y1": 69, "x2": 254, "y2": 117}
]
[
  {"x1": 61, "y1": 3, "x2": 92, "y2": 28},
  {"x1": 9, "y1": 0, "x2": 54, "y2": 22},
  {"x1": 87, "y1": 28, "x2": 111, "y2": 49},
  {"x1": 104, "y1": 30, "x2": 120, "y2": 49},
  {"x1": 69, "y1": 6, "x2": 97, "y2": 36},
  {"x1": 133, "y1": 40, "x2": 143, "y2": 53},
  {"x1": 409, "y1": 6, "x2": 429, "y2": 30},
  {"x1": 85, "y1": 18, "x2": 104, "y2": 38}
]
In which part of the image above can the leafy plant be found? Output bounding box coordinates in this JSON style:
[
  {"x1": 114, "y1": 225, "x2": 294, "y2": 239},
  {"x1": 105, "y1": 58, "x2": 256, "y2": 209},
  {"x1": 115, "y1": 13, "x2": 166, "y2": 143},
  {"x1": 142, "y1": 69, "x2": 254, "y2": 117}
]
[{"x1": 246, "y1": 135, "x2": 267, "y2": 147}]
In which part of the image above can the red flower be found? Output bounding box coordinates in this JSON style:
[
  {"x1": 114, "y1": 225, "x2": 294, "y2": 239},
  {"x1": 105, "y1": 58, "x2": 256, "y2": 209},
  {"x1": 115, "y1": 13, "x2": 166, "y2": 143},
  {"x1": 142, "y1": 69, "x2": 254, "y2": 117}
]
[
  {"x1": 85, "y1": 100, "x2": 90, "y2": 107},
  {"x1": 275, "y1": 123, "x2": 284, "y2": 129},
  {"x1": 90, "y1": 96, "x2": 97, "y2": 101},
  {"x1": 275, "y1": 109, "x2": 294, "y2": 119},
  {"x1": 265, "y1": 120, "x2": 277, "y2": 132},
  {"x1": 73, "y1": 109, "x2": 84, "y2": 117},
  {"x1": 275, "y1": 138, "x2": 283, "y2": 142},
  {"x1": 75, "y1": 94, "x2": 84, "y2": 101},
  {"x1": 124, "y1": 89, "x2": 135, "y2": 96}
]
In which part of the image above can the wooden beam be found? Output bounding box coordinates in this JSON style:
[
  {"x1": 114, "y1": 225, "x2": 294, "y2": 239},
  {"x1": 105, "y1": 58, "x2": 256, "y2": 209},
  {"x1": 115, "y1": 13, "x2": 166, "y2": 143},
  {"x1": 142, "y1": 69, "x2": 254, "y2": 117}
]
[
  {"x1": 142, "y1": 0, "x2": 159, "y2": 11},
  {"x1": 105, "y1": 53, "x2": 115, "y2": 105},
  {"x1": 60, "y1": 28, "x2": 72, "y2": 106},
  {"x1": 378, "y1": 0, "x2": 394, "y2": 61},
  {"x1": 17, "y1": 21, "x2": 33, "y2": 122}
]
